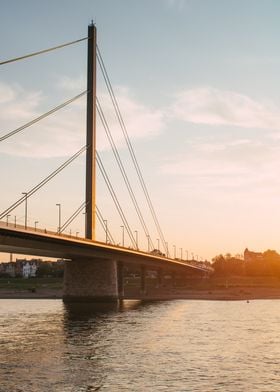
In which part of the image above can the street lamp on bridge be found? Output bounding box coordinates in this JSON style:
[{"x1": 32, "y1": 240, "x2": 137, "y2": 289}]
[
  {"x1": 6, "y1": 214, "x2": 10, "y2": 227},
  {"x1": 22, "y1": 192, "x2": 28, "y2": 230},
  {"x1": 34, "y1": 221, "x2": 38, "y2": 231},
  {"x1": 147, "y1": 235, "x2": 150, "y2": 252},
  {"x1": 56, "y1": 203, "x2": 61, "y2": 234},
  {"x1": 120, "y1": 225, "x2": 124, "y2": 246},
  {"x1": 166, "y1": 242, "x2": 169, "y2": 258},
  {"x1": 157, "y1": 238, "x2": 160, "y2": 251},
  {"x1": 104, "y1": 220, "x2": 108, "y2": 243},
  {"x1": 134, "y1": 230, "x2": 138, "y2": 249},
  {"x1": 173, "y1": 245, "x2": 176, "y2": 259}
]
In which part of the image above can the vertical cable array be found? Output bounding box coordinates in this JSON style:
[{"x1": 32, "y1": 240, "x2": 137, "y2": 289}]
[{"x1": 97, "y1": 46, "x2": 167, "y2": 253}]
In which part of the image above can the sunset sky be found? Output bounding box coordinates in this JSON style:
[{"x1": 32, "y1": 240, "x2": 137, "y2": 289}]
[{"x1": 1, "y1": 0, "x2": 280, "y2": 261}]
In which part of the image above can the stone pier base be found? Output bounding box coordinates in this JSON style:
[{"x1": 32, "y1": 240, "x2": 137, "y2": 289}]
[{"x1": 63, "y1": 258, "x2": 120, "y2": 303}]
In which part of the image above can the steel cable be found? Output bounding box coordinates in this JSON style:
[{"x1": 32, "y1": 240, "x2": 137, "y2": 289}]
[
  {"x1": 0, "y1": 145, "x2": 87, "y2": 220},
  {"x1": 96, "y1": 151, "x2": 137, "y2": 248},
  {"x1": 96, "y1": 98, "x2": 155, "y2": 250},
  {"x1": 0, "y1": 37, "x2": 88, "y2": 66},
  {"x1": 96, "y1": 205, "x2": 115, "y2": 244},
  {"x1": 0, "y1": 91, "x2": 87, "y2": 142},
  {"x1": 97, "y1": 46, "x2": 167, "y2": 254}
]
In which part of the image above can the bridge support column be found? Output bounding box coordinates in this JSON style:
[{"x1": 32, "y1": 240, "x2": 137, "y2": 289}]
[
  {"x1": 63, "y1": 258, "x2": 119, "y2": 302},
  {"x1": 157, "y1": 267, "x2": 162, "y2": 288},
  {"x1": 172, "y1": 271, "x2": 176, "y2": 288},
  {"x1": 140, "y1": 265, "x2": 146, "y2": 295},
  {"x1": 117, "y1": 261, "x2": 124, "y2": 298}
]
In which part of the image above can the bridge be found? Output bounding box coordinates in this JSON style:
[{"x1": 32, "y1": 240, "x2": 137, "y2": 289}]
[{"x1": 0, "y1": 24, "x2": 210, "y2": 302}]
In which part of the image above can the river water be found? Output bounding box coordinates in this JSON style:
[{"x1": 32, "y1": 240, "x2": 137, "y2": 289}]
[{"x1": 1, "y1": 299, "x2": 280, "y2": 391}]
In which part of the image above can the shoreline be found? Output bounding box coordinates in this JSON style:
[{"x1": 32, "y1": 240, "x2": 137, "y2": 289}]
[{"x1": 2, "y1": 287, "x2": 280, "y2": 300}]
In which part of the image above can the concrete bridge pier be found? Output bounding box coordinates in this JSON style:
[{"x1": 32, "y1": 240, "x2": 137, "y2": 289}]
[
  {"x1": 63, "y1": 258, "x2": 122, "y2": 302},
  {"x1": 156, "y1": 267, "x2": 162, "y2": 288},
  {"x1": 117, "y1": 261, "x2": 124, "y2": 298},
  {"x1": 140, "y1": 265, "x2": 146, "y2": 295},
  {"x1": 171, "y1": 271, "x2": 176, "y2": 288}
]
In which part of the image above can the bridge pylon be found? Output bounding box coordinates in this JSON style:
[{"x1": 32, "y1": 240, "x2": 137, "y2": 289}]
[{"x1": 85, "y1": 22, "x2": 97, "y2": 241}]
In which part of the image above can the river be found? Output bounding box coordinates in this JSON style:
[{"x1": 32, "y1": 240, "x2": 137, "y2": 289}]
[{"x1": 1, "y1": 299, "x2": 280, "y2": 391}]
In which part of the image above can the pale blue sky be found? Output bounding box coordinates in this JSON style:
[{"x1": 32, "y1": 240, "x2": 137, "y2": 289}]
[{"x1": 2, "y1": 0, "x2": 280, "y2": 261}]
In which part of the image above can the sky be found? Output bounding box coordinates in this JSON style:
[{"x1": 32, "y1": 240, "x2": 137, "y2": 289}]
[{"x1": 1, "y1": 0, "x2": 280, "y2": 262}]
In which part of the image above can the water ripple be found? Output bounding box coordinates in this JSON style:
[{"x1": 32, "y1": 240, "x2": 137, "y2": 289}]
[{"x1": 1, "y1": 299, "x2": 280, "y2": 391}]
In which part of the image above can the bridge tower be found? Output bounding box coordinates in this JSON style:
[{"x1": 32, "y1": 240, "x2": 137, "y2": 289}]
[
  {"x1": 85, "y1": 22, "x2": 96, "y2": 241},
  {"x1": 63, "y1": 24, "x2": 123, "y2": 303}
]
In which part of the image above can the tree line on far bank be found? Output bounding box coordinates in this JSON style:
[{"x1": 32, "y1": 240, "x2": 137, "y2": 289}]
[{"x1": 212, "y1": 250, "x2": 280, "y2": 277}]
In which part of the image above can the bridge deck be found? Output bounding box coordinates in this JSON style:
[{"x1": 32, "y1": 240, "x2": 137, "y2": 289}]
[{"x1": 0, "y1": 222, "x2": 208, "y2": 273}]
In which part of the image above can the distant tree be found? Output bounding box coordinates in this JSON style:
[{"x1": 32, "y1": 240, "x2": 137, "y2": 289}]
[
  {"x1": 212, "y1": 254, "x2": 244, "y2": 276},
  {"x1": 37, "y1": 263, "x2": 52, "y2": 277},
  {"x1": 212, "y1": 255, "x2": 226, "y2": 275},
  {"x1": 263, "y1": 250, "x2": 280, "y2": 277},
  {"x1": 37, "y1": 262, "x2": 64, "y2": 278},
  {"x1": 213, "y1": 249, "x2": 280, "y2": 278}
]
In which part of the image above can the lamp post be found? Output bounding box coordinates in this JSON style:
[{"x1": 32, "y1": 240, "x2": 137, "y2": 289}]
[
  {"x1": 120, "y1": 225, "x2": 124, "y2": 246},
  {"x1": 185, "y1": 250, "x2": 188, "y2": 261},
  {"x1": 104, "y1": 220, "x2": 108, "y2": 243},
  {"x1": 34, "y1": 221, "x2": 38, "y2": 231},
  {"x1": 173, "y1": 245, "x2": 176, "y2": 259},
  {"x1": 134, "y1": 230, "x2": 138, "y2": 249},
  {"x1": 22, "y1": 192, "x2": 28, "y2": 229},
  {"x1": 14, "y1": 216, "x2": 17, "y2": 228},
  {"x1": 6, "y1": 214, "x2": 10, "y2": 226},
  {"x1": 76, "y1": 231, "x2": 79, "y2": 237},
  {"x1": 56, "y1": 203, "x2": 61, "y2": 234},
  {"x1": 147, "y1": 235, "x2": 150, "y2": 252},
  {"x1": 180, "y1": 247, "x2": 183, "y2": 260},
  {"x1": 157, "y1": 238, "x2": 160, "y2": 251}
]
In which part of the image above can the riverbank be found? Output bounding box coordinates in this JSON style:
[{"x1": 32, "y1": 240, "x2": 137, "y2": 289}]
[
  {"x1": 2, "y1": 276, "x2": 280, "y2": 300},
  {"x1": 2, "y1": 286, "x2": 280, "y2": 300},
  {"x1": 0, "y1": 277, "x2": 62, "y2": 299},
  {"x1": 0, "y1": 289, "x2": 62, "y2": 299}
]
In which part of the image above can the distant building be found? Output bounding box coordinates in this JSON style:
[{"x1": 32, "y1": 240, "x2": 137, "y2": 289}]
[
  {"x1": 22, "y1": 261, "x2": 37, "y2": 278},
  {"x1": 15, "y1": 258, "x2": 41, "y2": 278},
  {"x1": 0, "y1": 258, "x2": 63, "y2": 278},
  {"x1": 3, "y1": 262, "x2": 15, "y2": 277},
  {"x1": 15, "y1": 260, "x2": 25, "y2": 276},
  {"x1": 244, "y1": 248, "x2": 264, "y2": 262}
]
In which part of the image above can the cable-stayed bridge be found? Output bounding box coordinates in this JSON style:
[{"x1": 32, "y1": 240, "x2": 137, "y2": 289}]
[{"x1": 0, "y1": 24, "x2": 209, "y2": 302}]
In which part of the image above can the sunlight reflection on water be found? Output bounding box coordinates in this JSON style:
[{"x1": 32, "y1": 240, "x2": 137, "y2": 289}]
[{"x1": 1, "y1": 299, "x2": 280, "y2": 391}]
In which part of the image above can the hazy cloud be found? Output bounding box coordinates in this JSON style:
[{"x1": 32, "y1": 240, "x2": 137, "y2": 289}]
[
  {"x1": 171, "y1": 87, "x2": 280, "y2": 130},
  {"x1": 3, "y1": 80, "x2": 280, "y2": 162},
  {"x1": 0, "y1": 82, "x2": 42, "y2": 122},
  {"x1": 97, "y1": 86, "x2": 165, "y2": 150},
  {"x1": 0, "y1": 81, "x2": 165, "y2": 158},
  {"x1": 56, "y1": 75, "x2": 85, "y2": 92}
]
